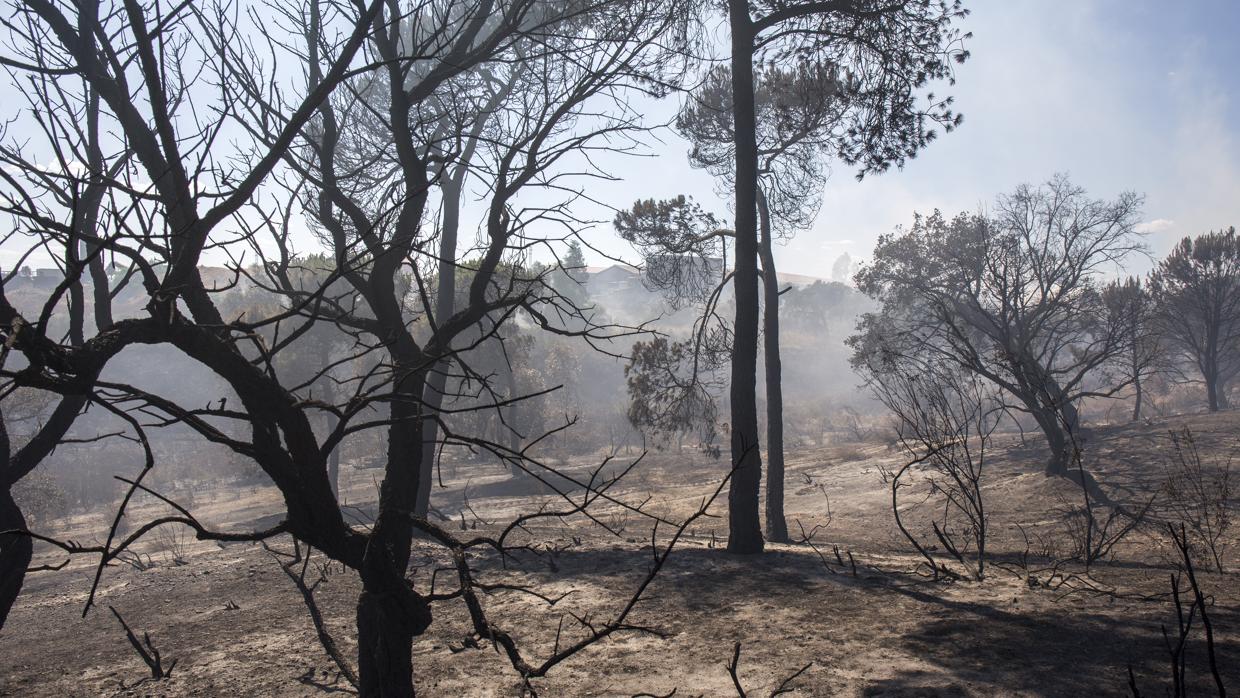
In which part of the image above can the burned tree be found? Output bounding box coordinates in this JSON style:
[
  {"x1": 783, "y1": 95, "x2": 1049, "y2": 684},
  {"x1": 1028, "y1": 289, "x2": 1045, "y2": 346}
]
[
  {"x1": 671, "y1": 62, "x2": 844, "y2": 543},
  {"x1": 1102, "y1": 277, "x2": 1163, "y2": 422},
  {"x1": 0, "y1": 0, "x2": 714, "y2": 695},
  {"x1": 619, "y1": 0, "x2": 970, "y2": 546},
  {"x1": 614, "y1": 195, "x2": 731, "y2": 456},
  {"x1": 860, "y1": 355, "x2": 999, "y2": 580},
  {"x1": 851, "y1": 177, "x2": 1144, "y2": 476},
  {"x1": 1149, "y1": 227, "x2": 1240, "y2": 412},
  {"x1": 719, "y1": 0, "x2": 970, "y2": 553}
]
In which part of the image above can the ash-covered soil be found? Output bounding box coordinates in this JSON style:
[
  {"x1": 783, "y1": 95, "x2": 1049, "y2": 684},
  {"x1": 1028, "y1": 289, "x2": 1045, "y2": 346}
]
[{"x1": 2, "y1": 412, "x2": 1238, "y2": 696}]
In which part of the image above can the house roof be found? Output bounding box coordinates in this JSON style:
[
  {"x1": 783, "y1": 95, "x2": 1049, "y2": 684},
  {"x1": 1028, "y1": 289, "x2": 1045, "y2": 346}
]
[
  {"x1": 585, "y1": 264, "x2": 638, "y2": 276},
  {"x1": 774, "y1": 271, "x2": 821, "y2": 287}
]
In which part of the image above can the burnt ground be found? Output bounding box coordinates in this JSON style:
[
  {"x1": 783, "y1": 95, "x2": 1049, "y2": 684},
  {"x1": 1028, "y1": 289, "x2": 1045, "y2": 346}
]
[{"x1": 1, "y1": 411, "x2": 1238, "y2": 696}]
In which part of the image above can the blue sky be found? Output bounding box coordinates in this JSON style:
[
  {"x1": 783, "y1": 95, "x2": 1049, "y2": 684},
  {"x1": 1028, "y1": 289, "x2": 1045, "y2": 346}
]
[
  {"x1": 3, "y1": 1, "x2": 1237, "y2": 280},
  {"x1": 594, "y1": 0, "x2": 1240, "y2": 278}
]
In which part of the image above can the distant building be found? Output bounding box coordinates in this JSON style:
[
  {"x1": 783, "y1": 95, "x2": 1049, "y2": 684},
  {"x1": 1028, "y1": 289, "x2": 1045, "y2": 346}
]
[
  {"x1": 585, "y1": 263, "x2": 639, "y2": 294},
  {"x1": 774, "y1": 271, "x2": 820, "y2": 288},
  {"x1": 2, "y1": 266, "x2": 32, "y2": 288}
]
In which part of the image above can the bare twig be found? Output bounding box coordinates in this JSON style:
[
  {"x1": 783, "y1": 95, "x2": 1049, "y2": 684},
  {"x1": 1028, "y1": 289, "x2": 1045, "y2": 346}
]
[{"x1": 109, "y1": 606, "x2": 176, "y2": 680}]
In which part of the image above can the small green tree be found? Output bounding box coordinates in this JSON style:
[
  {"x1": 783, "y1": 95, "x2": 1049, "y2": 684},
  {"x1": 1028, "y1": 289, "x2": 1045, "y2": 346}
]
[
  {"x1": 555, "y1": 240, "x2": 590, "y2": 308},
  {"x1": 625, "y1": 338, "x2": 721, "y2": 455}
]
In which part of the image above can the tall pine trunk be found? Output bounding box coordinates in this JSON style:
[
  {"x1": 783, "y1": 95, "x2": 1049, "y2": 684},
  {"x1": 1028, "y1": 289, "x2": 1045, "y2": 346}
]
[
  {"x1": 414, "y1": 177, "x2": 462, "y2": 517},
  {"x1": 757, "y1": 191, "x2": 787, "y2": 543},
  {"x1": 726, "y1": 0, "x2": 764, "y2": 554}
]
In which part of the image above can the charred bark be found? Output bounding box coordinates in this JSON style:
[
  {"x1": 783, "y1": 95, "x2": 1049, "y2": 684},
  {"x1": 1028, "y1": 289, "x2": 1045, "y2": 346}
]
[
  {"x1": 1205, "y1": 362, "x2": 1228, "y2": 412},
  {"x1": 1029, "y1": 403, "x2": 1073, "y2": 477},
  {"x1": 415, "y1": 175, "x2": 462, "y2": 517},
  {"x1": 0, "y1": 487, "x2": 31, "y2": 629},
  {"x1": 726, "y1": 0, "x2": 764, "y2": 555},
  {"x1": 356, "y1": 527, "x2": 432, "y2": 697},
  {"x1": 356, "y1": 368, "x2": 432, "y2": 694},
  {"x1": 757, "y1": 191, "x2": 787, "y2": 543}
]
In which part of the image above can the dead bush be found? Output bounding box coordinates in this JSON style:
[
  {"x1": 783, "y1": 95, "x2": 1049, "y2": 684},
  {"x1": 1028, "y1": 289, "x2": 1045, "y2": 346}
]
[
  {"x1": 153, "y1": 526, "x2": 190, "y2": 567},
  {"x1": 1162, "y1": 428, "x2": 1232, "y2": 572}
]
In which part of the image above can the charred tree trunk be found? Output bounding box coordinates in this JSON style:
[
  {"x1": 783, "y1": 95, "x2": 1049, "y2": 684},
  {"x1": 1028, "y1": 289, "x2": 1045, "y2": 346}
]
[
  {"x1": 1200, "y1": 324, "x2": 1231, "y2": 412},
  {"x1": 358, "y1": 370, "x2": 433, "y2": 695},
  {"x1": 1207, "y1": 361, "x2": 1230, "y2": 411},
  {"x1": 0, "y1": 395, "x2": 88, "y2": 630},
  {"x1": 416, "y1": 372, "x2": 449, "y2": 512},
  {"x1": 502, "y1": 357, "x2": 531, "y2": 482},
  {"x1": 356, "y1": 531, "x2": 432, "y2": 697},
  {"x1": 757, "y1": 191, "x2": 787, "y2": 543},
  {"x1": 1009, "y1": 351, "x2": 1080, "y2": 476},
  {"x1": 0, "y1": 486, "x2": 31, "y2": 629},
  {"x1": 1131, "y1": 373, "x2": 1143, "y2": 423},
  {"x1": 726, "y1": 1, "x2": 764, "y2": 554},
  {"x1": 84, "y1": 86, "x2": 114, "y2": 334},
  {"x1": 1028, "y1": 401, "x2": 1075, "y2": 476},
  {"x1": 1205, "y1": 356, "x2": 1222, "y2": 412},
  {"x1": 66, "y1": 258, "x2": 86, "y2": 347}
]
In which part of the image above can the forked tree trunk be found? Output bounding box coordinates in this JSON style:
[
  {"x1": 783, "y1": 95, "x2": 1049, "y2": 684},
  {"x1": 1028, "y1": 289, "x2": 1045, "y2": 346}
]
[
  {"x1": 356, "y1": 548, "x2": 432, "y2": 697},
  {"x1": 1010, "y1": 354, "x2": 1080, "y2": 476},
  {"x1": 757, "y1": 192, "x2": 788, "y2": 543},
  {"x1": 725, "y1": 0, "x2": 764, "y2": 555}
]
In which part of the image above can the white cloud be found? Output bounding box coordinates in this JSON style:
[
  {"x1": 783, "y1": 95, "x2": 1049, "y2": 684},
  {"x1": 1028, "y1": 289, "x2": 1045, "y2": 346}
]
[{"x1": 1135, "y1": 218, "x2": 1176, "y2": 234}]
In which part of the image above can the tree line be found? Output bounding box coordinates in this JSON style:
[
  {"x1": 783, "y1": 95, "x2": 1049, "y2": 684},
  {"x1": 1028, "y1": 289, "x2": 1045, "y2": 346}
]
[{"x1": 852, "y1": 176, "x2": 1239, "y2": 479}]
